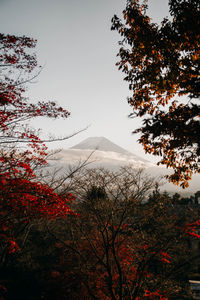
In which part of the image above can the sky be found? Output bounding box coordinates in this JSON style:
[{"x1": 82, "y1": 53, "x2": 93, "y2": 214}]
[{"x1": 0, "y1": 0, "x2": 169, "y2": 161}]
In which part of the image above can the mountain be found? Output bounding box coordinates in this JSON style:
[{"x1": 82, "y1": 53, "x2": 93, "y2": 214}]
[
  {"x1": 48, "y1": 137, "x2": 200, "y2": 195},
  {"x1": 71, "y1": 136, "x2": 132, "y2": 155},
  {"x1": 48, "y1": 137, "x2": 151, "y2": 173},
  {"x1": 70, "y1": 136, "x2": 147, "y2": 162}
]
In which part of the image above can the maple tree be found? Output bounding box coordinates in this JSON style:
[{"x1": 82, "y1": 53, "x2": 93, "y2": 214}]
[
  {"x1": 111, "y1": 0, "x2": 200, "y2": 188},
  {"x1": 0, "y1": 33, "x2": 74, "y2": 266}
]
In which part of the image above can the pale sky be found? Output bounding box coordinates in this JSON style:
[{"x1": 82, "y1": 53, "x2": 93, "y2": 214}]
[{"x1": 0, "y1": 0, "x2": 169, "y2": 161}]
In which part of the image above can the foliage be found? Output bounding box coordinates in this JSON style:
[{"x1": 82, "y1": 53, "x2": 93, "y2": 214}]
[
  {"x1": 111, "y1": 0, "x2": 200, "y2": 188},
  {"x1": 1, "y1": 28, "x2": 200, "y2": 299},
  {"x1": 2, "y1": 167, "x2": 199, "y2": 299},
  {"x1": 0, "y1": 33, "x2": 74, "y2": 273},
  {"x1": 42, "y1": 167, "x2": 198, "y2": 299}
]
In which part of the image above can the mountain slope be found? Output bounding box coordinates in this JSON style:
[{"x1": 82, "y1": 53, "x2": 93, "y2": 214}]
[
  {"x1": 71, "y1": 136, "x2": 147, "y2": 162},
  {"x1": 48, "y1": 136, "x2": 200, "y2": 195}
]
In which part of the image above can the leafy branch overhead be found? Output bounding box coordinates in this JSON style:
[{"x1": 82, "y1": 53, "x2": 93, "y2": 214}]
[{"x1": 111, "y1": 0, "x2": 200, "y2": 188}]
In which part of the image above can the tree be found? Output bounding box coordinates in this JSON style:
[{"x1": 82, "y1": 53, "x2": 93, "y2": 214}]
[
  {"x1": 111, "y1": 0, "x2": 200, "y2": 188},
  {"x1": 44, "y1": 167, "x2": 198, "y2": 299},
  {"x1": 0, "y1": 33, "x2": 75, "y2": 267}
]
